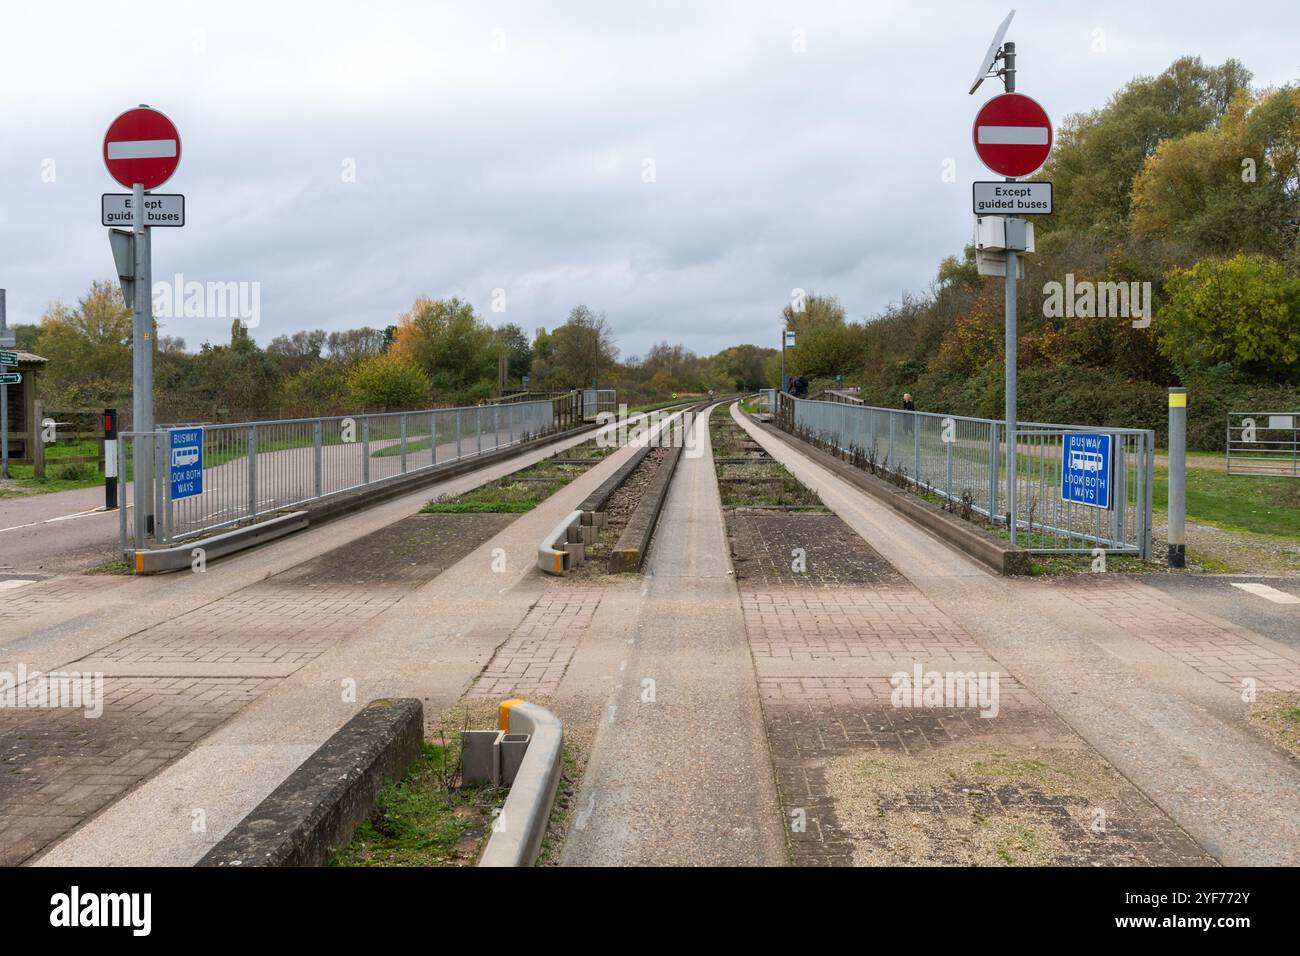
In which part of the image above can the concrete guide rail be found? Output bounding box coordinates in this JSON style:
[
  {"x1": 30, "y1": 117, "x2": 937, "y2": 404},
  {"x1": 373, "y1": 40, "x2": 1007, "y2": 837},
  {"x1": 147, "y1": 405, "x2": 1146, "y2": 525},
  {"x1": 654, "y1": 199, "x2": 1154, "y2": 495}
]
[
  {"x1": 198, "y1": 698, "x2": 424, "y2": 867},
  {"x1": 478, "y1": 700, "x2": 564, "y2": 867},
  {"x1": 609, "y1": 445, "x2": 684, "y2": 573}
]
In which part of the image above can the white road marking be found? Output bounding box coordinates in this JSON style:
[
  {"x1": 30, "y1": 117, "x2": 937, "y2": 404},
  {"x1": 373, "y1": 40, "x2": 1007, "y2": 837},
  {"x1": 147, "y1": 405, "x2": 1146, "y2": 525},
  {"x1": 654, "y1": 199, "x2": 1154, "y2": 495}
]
[
  {"x1": 0, "y1": 579, "x2": 37, "y2": 590},
  {"x1": 1230, "y1": 582, "x2": 1300, "y2": 605},
  {"x1": 976, "y1": 125, "x2": 1049, "y2": 145},
  {"x1": 0, "y1": 507, "x2": 109, "y2": 534},
  {"x1": 106, "y1": 138, "x2": 177, "y2": 160}
]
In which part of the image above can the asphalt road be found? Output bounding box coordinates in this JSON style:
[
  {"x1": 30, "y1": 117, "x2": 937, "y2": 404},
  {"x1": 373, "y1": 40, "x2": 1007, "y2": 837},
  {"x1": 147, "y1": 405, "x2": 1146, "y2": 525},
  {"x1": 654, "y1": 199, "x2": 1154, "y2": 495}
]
[{"x1": 1134, "y1": 574, "x2": 1300, "y2": 649}]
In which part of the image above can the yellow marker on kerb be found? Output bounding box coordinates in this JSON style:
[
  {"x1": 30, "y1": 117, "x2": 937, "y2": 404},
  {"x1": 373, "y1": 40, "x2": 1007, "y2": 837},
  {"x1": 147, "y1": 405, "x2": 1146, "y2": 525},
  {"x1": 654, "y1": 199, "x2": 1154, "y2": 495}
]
[
  {"x1": 499, "y1": 698, "x2": 525, "y2": 731},
  {"x1": 1168, "y1": 392, "x2": 1187, "y2": 407}
]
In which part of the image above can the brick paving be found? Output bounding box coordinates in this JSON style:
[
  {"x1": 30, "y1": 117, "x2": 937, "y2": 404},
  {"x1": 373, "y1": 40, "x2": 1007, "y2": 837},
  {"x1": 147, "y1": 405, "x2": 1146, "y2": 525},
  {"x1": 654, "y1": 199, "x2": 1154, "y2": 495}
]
[
  {"x1": 742, "y1": 585, "x2": 1211, "y2": 866},
  {"x1": 728, "y1": 512, "x2": 905, "y2": 588},
  {"x1": 1, "y1": 576, "x2": 119, "y2": 619},
  {"x1": 0, "y1": 512, "x2": 508, "y2": 864},
  {"x1": 87, "y1": 586, "x2": 400, "y2": 665},
  {"x1": 468, "y1": 587, "x2": 602, "y2": 699},
  {"x1": 1061, "y1": 578, "x2": 1300, "y2": 693},
  {"x1": 0, "y1": 676, "x2": 273, "y2": 865}
]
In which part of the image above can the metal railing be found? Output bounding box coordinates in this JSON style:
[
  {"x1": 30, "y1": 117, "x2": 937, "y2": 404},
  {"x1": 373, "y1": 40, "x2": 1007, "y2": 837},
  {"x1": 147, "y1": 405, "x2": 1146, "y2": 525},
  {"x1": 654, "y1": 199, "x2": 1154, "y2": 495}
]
[
  {"x1": 1227, "y1": 412, "x2": 1299, "y2": 476},
  {"x1": 823, "y1": 389, "x2": 865, "y2": 406},
  {"x1": 582, "y1": 389, "x2": 617, "y2": 420},
  {"x1": 778, "y1": 394, "x2": 1154, "y2": 557},
  {"x1": 118, "y1": 399, "x2": 557, "y2": 552}
]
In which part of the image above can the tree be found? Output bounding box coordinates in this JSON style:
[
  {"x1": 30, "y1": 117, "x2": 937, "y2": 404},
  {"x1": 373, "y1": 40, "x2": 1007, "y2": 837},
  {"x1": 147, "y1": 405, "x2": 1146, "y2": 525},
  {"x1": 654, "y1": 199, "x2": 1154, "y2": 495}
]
[
  {"x1": 346, "y1": 352, "x2": 431, "y2": 410},
  {"x1": 391, "y1": 297, "x2": 498, "y2": 400},
  {"x1": 268, "y1": 329, "x2": 328, "y2": 374},
  {"x1": 1131, "y1": 86, "x2": 1300, "y2": 257},
  {"x1": 1158, "y1": 255, "x2": 1300, "y2": 380},
  {"x1": 33, "y1": 280, "x2": 133, "y2": 404},
  {"x1": 532, "y1": 305, "x2": 618, "y2": 388},
  {"x1": 1039, "y1": 57, "x2": 1252, "y2": 237},
  {"x1": 326, "y1": 327, "x2": 388, "y2": 364},
  {"x1": 498, "y1": 323, "x2": 532, "y2": 382}
]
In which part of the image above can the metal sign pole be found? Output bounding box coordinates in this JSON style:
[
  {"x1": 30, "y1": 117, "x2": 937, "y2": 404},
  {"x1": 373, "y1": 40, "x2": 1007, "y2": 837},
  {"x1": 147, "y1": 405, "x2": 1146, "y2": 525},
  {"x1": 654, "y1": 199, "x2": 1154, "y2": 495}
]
[
  {"x1": 1, "y1": 288, "x2": 9, "y2": 480},
  {"x1": 131, "y1": 181, "x2": 155, "y2": 543},
  {"x1": 1003, "y1": 40, "x2": 1018, "y2": 544}
]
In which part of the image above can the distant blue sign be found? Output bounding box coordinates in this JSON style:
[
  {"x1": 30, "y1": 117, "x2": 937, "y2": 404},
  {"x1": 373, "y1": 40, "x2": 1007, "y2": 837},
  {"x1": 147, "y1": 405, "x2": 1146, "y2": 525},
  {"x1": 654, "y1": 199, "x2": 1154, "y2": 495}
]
[
  {"x1": 1061, "y1": 433, "x2": 1112, "y2": 509},
  {"x1": 169, "y1": 427, "x2": 204, "y2": 501}
]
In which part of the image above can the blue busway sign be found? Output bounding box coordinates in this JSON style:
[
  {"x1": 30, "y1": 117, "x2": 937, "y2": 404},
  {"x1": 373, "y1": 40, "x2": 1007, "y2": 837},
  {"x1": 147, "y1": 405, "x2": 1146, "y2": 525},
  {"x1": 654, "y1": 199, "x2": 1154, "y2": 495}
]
[
  {"x1": 169, "y1": 427, "x2": 204, "y2": 501},
  {"x1": 1061, "y1": 433, "x2": 1112, "y2": 509}
]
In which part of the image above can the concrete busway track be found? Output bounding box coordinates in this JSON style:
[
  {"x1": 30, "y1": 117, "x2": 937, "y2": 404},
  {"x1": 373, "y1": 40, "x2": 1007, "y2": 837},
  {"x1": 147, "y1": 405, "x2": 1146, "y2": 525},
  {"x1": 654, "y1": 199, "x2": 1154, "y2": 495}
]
[
  {"x1": 730, "y1": 402, "x2": 1300, "y2": 866},
  {"x1": 32, "y1": 405, "x2": 692, "y2": 866},
  {"x1": 557, "y1": 403, "x2": 787, "y2": 866}
]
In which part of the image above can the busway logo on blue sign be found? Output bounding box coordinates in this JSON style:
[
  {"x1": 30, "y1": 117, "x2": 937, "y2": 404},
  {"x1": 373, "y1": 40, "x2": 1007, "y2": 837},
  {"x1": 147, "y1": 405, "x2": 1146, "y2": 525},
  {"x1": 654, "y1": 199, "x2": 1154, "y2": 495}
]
[
  {"x1": 1061, "y1": 433, "x2": 1112, "y2": 509},
  {"x1": 169, "y1": 427, "x2": 204, "y2": 501}
]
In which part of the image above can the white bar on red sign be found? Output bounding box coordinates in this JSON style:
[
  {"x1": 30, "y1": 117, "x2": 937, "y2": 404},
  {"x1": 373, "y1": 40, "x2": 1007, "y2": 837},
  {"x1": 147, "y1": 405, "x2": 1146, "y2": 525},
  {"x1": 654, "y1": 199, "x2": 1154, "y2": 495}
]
[
  {"x1": 106, "y1": 139, "x2": 178, "y2": 160},
  {"x1": 976, "y1": 126, "x2": 1049, "y2": 145}
]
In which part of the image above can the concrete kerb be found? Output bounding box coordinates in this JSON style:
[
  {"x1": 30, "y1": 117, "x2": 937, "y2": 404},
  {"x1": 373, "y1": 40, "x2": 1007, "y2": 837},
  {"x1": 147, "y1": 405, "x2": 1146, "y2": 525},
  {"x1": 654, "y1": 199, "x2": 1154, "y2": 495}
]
[
  {"x1": 478, "y1": 700, "x2": 564, "y2": 867},
  {"x1": 538, "y1": 509, "x2": 583, "y2": 575},
  {"x1": 198, "y1": 698, "x2": 424, "y2": 867},
  {"x1": 741, "y1": 409, "x2": 1032, "y2": 576},
  {"x1": 133, "y1": 511, "x2": 308, "y2": 574}
]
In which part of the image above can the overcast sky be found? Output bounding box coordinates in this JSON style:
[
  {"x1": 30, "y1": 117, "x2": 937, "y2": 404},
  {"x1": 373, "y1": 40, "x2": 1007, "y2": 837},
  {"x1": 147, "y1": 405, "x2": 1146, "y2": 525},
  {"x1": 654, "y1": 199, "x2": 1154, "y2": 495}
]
[{"x1": 1, "y1": 0, "x2": 1296, "y2": 360}]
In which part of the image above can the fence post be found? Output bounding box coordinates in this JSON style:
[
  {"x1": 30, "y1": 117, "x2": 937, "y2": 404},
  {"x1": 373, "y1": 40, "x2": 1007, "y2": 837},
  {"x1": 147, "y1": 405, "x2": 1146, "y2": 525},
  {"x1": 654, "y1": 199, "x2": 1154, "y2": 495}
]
[
  {"x1": 989, "y1": 422, "x2": 1000, "y2": 522},
  {"x1": 313, "y1": 420, "x2": 322, "y2": 499},
  {"x1": 888, "y1": 412, "x2": 896, "y2": 471},
  {"x1": 155, "y1": 431, "x2": 168, "y2": 545},
  {"x1": 400, "y1": 413, "x2": 408, "y2": 474},
  {"x1": 476, "y1": 407, "x2": 483, "y2": 456},
  {"x1": 118, "y1": 435, "x2": 128, "y2": 554},
  {"x1": 914, "y1": 413, "x2": 922, "y2": 483},
  {"x1": 32, "y1": 400, "x2": 45, "y2": 478},
  {"x1": 362, "y1": 416, "x2": 371, "y2": 485},
  {"x1": 431, "y1": 412, "x2": 438, "y2": 465},
  {"x1": 248, "y1": 424, "x2": 258, "y2": 520},
  {"x1": 946, "y1": 430, "x2": 953, "y2": 501}
]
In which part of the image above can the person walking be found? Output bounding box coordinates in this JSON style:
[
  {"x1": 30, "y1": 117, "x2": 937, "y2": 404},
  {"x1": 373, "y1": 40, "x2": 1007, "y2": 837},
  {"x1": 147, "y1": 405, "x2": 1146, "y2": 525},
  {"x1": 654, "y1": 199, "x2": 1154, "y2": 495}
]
[{"x1": 902, "y1": 392, "x2": 916, "y2": 439}]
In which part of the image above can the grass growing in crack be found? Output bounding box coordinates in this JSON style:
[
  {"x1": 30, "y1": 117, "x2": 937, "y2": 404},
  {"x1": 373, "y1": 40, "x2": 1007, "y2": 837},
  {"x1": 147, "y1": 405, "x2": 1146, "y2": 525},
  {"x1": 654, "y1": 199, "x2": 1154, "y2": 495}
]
[
  {"x1": 422, "y1": 454, "x2": 593, "y2": 514},
  {"x1": 330, "y1": 716, "x2": 503, "y2": 867}
]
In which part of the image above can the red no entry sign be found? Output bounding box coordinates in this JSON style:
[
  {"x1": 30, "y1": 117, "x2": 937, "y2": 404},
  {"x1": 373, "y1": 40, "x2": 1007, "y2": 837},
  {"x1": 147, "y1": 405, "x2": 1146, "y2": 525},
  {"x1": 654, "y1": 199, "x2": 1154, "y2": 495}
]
[
  {"x1": 972, "y1": 93, "x2": 1052, "y2": 178},
  {"x1": 103, "y1": 106, "x2": 181, "y2": 190}
]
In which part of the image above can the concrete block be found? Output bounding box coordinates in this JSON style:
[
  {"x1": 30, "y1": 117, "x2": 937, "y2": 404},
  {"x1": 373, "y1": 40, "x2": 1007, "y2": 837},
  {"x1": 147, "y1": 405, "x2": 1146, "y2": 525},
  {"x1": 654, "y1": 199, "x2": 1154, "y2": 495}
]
[
  {"x1": 199, "y1": 698, "x2": 424, "y2": 867},
  {"x1": 461, "y1": 730, "x2": 503, "y2": 785},
  {"x1": 499, "y1": 733, "x2": 531, "y2": 786}
]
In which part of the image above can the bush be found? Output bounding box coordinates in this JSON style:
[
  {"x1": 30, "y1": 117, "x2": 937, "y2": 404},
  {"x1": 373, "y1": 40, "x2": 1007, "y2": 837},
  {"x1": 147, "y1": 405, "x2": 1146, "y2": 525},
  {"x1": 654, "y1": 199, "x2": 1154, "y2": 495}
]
[{"x1": 55, "y1": 461, "x2": 93, "y2": 481}]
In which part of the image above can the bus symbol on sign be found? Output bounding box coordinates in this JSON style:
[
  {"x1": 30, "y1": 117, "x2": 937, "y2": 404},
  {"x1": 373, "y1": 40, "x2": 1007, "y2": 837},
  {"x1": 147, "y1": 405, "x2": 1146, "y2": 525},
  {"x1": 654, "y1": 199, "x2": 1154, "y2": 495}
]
[
  {"x1": 168, "y1": 427, "x2": 204, "y2": 501},
  {"x1": 1061, "y1": 433, "x2": 1112, "y2": 509}
]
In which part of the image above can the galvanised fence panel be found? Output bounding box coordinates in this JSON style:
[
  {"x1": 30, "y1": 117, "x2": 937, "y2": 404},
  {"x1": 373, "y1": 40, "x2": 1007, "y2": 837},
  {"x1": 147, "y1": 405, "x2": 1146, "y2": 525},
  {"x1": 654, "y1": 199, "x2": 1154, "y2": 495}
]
[
  {"x1": 786, "y1": 395, "x2": 1153, "y2": 557},
  {"x1": 1226, "y1": 412, "x2": 1300, "y2": 476},
  {"x1": 119, "y1": 399, "x2": 556, "y2": 552}
]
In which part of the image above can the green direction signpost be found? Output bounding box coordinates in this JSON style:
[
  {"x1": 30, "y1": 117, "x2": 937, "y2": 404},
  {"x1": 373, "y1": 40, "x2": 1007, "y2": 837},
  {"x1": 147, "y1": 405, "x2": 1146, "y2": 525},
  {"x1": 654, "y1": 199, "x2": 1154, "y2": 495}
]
[
  {"x1": 0, "y1": 350, "x2": 16, "y2": 366},
  {"x1": 0, "y1": 373, "x2": 19, "y2": 385}
]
